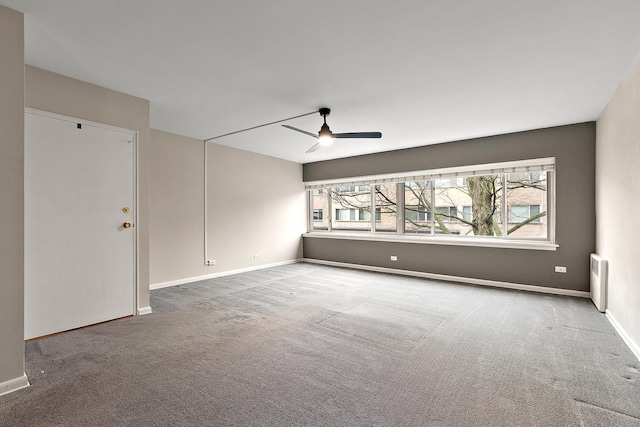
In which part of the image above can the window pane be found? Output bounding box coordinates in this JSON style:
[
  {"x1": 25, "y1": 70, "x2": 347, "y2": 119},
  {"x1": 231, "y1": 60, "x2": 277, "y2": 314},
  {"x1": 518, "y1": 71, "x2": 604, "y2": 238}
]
[
  {"x1": 508, "y1": 205, "x2": 529, "y2": 223},
  {"x1": 375, "y1": 183, "x2": 397, "y2": 234},
  {"x1": 311, "y1": 189, "x2": 329, "y2": 231},
  {"x1": 331, "y1": 186, "x2": 371, "y2": 232},
  {"x1": 335, "y1": 208, "x2": 349, "y2": 221},
  {"x1": 404, "y1": 181, "x2": 431, "y2": 234},
  {"x1": 435, "y1": 175, "x2": 503, "y2": 236},
  {"x1": 506, "y1": 171, "x2": 547, "y2": 238},
  {"x1": 530, "y1": 204, "x2": 540, "y2": 218},
  {"x1": 462, "y1": 206, "x2": 472, "y2": 222}
]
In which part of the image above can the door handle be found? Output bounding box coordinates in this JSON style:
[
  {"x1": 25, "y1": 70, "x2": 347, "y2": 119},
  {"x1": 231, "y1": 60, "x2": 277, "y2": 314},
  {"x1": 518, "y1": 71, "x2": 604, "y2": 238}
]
[{"x1": 123, "y1": 222, "x2": 132, "y2": 228}]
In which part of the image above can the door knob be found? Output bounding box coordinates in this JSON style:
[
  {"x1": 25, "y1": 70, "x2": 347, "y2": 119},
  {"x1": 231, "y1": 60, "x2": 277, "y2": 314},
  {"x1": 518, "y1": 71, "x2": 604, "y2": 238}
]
[{"x1": 123, "y1": 222, "x2": 132, "y2": 228}]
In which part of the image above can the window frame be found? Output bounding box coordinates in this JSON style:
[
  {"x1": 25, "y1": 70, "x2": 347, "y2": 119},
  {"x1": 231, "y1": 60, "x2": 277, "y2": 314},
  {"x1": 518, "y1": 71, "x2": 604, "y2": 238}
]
[{"x1": 305, "y1": 158, "x2": 557, "y2": 250}]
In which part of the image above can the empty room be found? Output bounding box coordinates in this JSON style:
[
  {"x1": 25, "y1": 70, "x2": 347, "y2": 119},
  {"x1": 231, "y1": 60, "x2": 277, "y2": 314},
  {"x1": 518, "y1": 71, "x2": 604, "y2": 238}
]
[{"x1": 1, "y1": 1, "x2": 640, "y2": 426}]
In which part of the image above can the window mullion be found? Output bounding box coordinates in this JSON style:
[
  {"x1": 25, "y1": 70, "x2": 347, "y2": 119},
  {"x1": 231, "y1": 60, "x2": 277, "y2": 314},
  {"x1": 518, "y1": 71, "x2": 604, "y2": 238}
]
[
  {"x1": 397, "y1": 182, "x2": 404, "y2": 235},
  {"x1": 548, "y1": 171, "x2": 555, "y2": 243},
  {"x1": 430, "y1": 180, "x2": 435, "y2": 236},
  {"x1": 371, "y1": 186, "x2": 376, "y2": 232},
  {"x1": 307, "y1": 190, "x2": 312, "y2": 232},
  {"x1": 501, "y1": 174, "x2": 507, "y2": 237},
  {"x1": 328, "y1": 188, "x2": 333, "y2": 232}
]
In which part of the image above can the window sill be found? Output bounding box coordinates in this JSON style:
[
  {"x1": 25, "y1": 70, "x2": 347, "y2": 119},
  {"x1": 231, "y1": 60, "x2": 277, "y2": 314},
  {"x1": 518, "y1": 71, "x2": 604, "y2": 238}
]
[{"x1": 302, "y1": 231, "x2": 558, "y2": 251}]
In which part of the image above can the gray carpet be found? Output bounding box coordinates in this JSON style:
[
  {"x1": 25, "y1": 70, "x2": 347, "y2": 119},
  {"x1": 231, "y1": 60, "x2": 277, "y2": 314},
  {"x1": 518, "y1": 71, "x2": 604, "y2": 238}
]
[{"x1": 1, "y1": 263, "x2": 639, "y2": 426}]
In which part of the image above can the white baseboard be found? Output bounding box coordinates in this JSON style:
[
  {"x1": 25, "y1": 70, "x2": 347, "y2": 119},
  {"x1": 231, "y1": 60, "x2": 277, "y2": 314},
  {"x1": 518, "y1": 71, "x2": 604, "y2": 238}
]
[
  {"x1": 0, "y1": 373, "x2": 29, "y2": 397},
  {"x1": 303, "y1": 258, "x2": 590, "y2": 298},
  {"x1": 606, "y1": 309, "x2": 640, "y2": 362},
  {"x1": 150, "y1": 259, "x2": 302, "y2": 290},
  {"x1": 137, "y1": 306, "x2": 152, "y2": 315}
]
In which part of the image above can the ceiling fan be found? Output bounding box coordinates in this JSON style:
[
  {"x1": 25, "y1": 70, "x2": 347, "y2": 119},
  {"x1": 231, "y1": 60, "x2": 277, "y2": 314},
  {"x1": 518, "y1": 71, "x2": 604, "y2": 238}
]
[{"x1": 282, "y1": 108, "x2": 382, "y2": 153}]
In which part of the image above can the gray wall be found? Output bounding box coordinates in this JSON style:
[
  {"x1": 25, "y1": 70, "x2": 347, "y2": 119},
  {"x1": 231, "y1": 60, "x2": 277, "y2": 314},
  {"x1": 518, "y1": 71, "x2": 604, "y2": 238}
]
[
  {"x1": 303, "y1": 123, "x2": 595, "y2": 292},
  {"x1": 150, "y1": 130, "x2": 305, "y2": 286},
  {"x1": 596, "y1": 49, "x2": 640, "y2": 356},
  {"x1": 0, "y1": 4, "x2": 25, "y2": 391},
  {"x1": 25, "y1": 66, "x2": 152, "y2": 311}
]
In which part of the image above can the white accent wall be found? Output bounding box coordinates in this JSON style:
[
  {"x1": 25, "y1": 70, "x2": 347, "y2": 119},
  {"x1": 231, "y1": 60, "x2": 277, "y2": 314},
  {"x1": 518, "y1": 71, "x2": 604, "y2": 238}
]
[
  {"x1": 596, "y1": 50, "x2": 640, "y2": 359},
  {"x1": 150, "y1": 130, "x2": 305, "y2": 287}
]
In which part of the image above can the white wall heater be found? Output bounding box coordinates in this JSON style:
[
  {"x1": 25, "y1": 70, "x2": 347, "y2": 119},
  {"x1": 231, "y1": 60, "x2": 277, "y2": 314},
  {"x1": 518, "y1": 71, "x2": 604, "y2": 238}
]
[{"x1": 590, "y1": 253, "x2": 608, "y2": 312}]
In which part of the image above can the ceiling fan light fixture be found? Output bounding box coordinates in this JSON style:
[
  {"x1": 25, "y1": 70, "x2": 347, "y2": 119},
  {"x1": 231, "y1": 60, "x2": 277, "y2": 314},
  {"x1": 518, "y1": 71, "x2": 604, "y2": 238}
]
[{"x1": 318, "y1": 123, "x2": 334, "y2": 145}]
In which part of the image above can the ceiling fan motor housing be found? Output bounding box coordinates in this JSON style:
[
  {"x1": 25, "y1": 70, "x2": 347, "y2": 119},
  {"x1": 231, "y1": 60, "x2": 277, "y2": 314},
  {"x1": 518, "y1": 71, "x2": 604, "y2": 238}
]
[
  {"x1": 319, "y1": 122, "x2": 332, "y2": 139},
  {"x1": 318, "y1": 108, "x2": 333, "y2": 140}
]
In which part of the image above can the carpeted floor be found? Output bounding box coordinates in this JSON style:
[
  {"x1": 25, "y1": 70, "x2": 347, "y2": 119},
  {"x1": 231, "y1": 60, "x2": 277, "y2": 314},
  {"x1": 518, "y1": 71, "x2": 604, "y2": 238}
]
[{"x1": 1, "y1": 263, "x2": 639, "y2": 426}]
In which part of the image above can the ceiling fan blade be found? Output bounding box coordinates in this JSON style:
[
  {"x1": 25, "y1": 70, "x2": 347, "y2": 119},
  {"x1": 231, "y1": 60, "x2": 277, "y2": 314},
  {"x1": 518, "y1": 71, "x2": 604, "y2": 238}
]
[
  {"x1": 306, "y1": 142, "x2": 321, "y2": 153},
  {"x1": 282, "y1": 125, "x2": 317, "y2": 138},
  {"x1": 334, "y1": 132, "x2": 382, "y2": 139}
]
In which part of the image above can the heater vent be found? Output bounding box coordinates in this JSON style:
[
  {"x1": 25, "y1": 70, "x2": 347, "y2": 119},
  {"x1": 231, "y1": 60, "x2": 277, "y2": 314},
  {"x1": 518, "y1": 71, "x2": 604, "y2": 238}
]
[{"x1": 590, "y1": 253, "x2": 608, "y2": 312}]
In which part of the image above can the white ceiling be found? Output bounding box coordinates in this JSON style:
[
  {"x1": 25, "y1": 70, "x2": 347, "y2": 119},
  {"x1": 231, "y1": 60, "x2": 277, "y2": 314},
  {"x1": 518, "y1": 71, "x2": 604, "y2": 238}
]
[{"x1": 4, "y1": 1, "x2": 640, "y2": 164}]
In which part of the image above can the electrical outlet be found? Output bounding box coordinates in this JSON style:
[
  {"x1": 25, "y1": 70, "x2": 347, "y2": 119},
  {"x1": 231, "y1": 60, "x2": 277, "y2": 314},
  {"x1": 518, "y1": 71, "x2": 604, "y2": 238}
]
[
  {"x1": 555, "y1": 266, "x2": 567, "y2": 273},
  {"x1": 253, "y1": 254, "x2": 259, "y2": 259},
  {"x1": 206, "y1": 260, "x2": 215, "y2": 266},
  {"x1": 390, "y1": 255, "x2": 398, "y2": 261}
]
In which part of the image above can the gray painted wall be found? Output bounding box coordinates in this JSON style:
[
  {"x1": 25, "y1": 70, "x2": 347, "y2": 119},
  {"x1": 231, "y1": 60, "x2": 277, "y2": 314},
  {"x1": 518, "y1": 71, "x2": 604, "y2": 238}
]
[
  {"x1": 25, "y1": 66, "x2": 152, "y2": 311},
  {"x1": 303, "y1": 123, "x2": 595, "y2": 291},
  {"x1": 0, "y1": 4, "x2": 25, "y2": 390},
  {"x1": 150, "y1": 130, "x2": 305, "y2": 286},
  {"x1": 596, "y1": 50, "x2": 640, "y2": 356}
]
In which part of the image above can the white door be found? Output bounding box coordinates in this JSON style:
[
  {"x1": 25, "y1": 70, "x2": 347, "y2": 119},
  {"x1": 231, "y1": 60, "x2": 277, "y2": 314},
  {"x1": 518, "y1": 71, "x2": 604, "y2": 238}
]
[{"x1": 25, "y1": 111, "x2": 136, "y2": 340}]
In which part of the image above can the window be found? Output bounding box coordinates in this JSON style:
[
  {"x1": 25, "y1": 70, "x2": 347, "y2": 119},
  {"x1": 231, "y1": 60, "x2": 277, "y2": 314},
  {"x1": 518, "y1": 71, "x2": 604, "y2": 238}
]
[
  {"x1": 334, "y1": 208, "x2": 381, "y2": 221},
  {"x1": 435, "y1": 206, "x2": 458, "y2": 220},
  {"x1": 337, "y1": 186, "x2": 355, "y2": 193},
  {"x1": 508, "y1": 205, "x2": 540, "y2": 223},
  {"x1": 331, "y1": 186, "x2": 372, "y2": 232},
  {"x1": 305, "y1": 158, "x2": 554, "y2": 245},
  {"x1": 462, "y1": 206, "x2": 472, "y2": 222},
  {"x1": 436, "y1": 177, "x2": 465, "y2": 187},
  {"x1": 506, "y1": 172, "x2": 547, "y2": 238},
  {"x1": 406, "y1": 205, "x2": 430, "y2": 222},
  {"x1": 335, "y1": 208, "x2": 356, "y2": 221},
  {"x1": 375, "y1": 183, "x2": 397, "y2": 234},
  {"x1": 434, "y1": 175, "x2": 502, "y2": 236},
  {"x1": 310, "y1": 188, "x2": 329, "y2": 231},
  {"x1": 508, "y1": 171, "x2": 541, "y2": 183},
  {"x1": 404, "y1": 181, "x2": 431, "y2": 234},
  {"x1": 337, "y1": 185, "x2": 369, "y2": 193}
]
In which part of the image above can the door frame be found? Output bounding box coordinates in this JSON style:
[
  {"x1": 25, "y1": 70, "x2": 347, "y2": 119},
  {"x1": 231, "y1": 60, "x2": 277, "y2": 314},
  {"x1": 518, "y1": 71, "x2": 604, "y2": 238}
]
[{"x1": 25, "y1": 107, "x2": 140, "y2": 316}]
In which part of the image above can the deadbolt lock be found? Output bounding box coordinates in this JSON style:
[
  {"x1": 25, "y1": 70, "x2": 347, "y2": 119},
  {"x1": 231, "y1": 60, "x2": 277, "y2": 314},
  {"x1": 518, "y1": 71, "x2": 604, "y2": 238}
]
[
  {"x1": 123, "y1": 222, "x2": 132, "y2": 228},
  {"x1": 122, "y1": 207, "x2": 131, "y2": 214}
]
